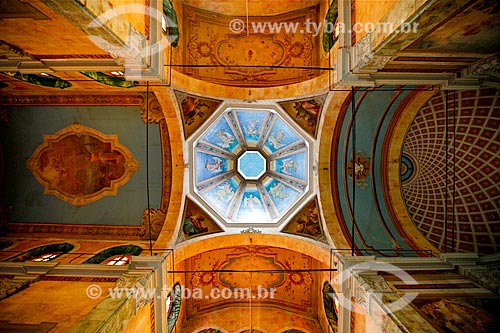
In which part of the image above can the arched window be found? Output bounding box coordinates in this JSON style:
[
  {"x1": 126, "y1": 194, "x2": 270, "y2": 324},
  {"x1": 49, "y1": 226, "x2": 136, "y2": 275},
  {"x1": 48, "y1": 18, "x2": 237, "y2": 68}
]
[
  {"x1": 103, "y1": 255, "x2": 131, "y2": 266},
  {"x1": 7, "y1": 243, "x2": 74, "y2": 262},
  {"x1": 83, "y1": 245, "x2": 142, "y2": 264},
  {"x1": 167, "y1": 283, "x2": 181, "y2": 333},
  {"x1": 31, "y1": 253, "x2": 61, "y2": 262},
  {"x1": 322, "y1": 281, "x2": 339, "y2": 332}
]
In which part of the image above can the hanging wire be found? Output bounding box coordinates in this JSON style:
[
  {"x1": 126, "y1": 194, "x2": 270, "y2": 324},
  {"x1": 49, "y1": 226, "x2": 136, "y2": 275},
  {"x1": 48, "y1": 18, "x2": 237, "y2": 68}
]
[{"x1": 146, "y1": 81, "x2": 153, "y2": 256}]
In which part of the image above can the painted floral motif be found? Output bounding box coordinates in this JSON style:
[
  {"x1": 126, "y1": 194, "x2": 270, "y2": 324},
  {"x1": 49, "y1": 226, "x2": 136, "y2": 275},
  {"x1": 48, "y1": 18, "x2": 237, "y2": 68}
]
[{"x1": 347, "y1": 151, "x2": 371, "y2": 189}]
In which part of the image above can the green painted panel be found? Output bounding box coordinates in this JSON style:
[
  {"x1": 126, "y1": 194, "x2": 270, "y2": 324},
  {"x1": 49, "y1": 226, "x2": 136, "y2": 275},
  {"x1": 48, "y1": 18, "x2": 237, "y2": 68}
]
[{"x1": 0, "y1": 106, "x2": 162, "y2": 226}]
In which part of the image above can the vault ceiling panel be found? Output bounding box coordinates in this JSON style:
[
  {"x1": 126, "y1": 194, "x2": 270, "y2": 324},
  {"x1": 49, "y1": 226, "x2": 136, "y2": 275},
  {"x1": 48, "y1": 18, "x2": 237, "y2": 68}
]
[
  {"x1": 406, "y1": 0, "x2": 500, "y2": 53},
  {"x1": 180, "y1": 5, "x2": 320, "y2": 87},
  {"x1": 402, "y1": 88, "x2": 500, "y2": 254},
  {"x1": 180, "y1": 0, "x2": 319, "y2": 16},
  {"x1": 183, "y1": 246, "x2": 321, "y2": 319}
]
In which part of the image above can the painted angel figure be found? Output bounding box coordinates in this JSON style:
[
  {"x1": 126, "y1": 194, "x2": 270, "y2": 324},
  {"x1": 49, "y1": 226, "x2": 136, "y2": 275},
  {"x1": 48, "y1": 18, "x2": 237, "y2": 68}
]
[
  {"x1": 205, "y1": 157, "x2": 223, "y2": 173},
  {"x1": 244, "y1": 119, "x2": 260, "y2": 139},
  {"x1": 280, "y1": 158, "x2": 298, "y2": 175},
  {"x1": 215, "y1": 181, "x2": 234, "y2": 202},
  {"x1": 268, "y1": 129, "x2": 285, "y2": 150},
  {"x1": 215, "y1": 129, "x2": 235, "y2": 148},
  {"x1": 269, "y1": 182, "x2": 289, "y2": 199},
  {"x1": 244, "y1": 194, "x2": 262, "y2": 212}
]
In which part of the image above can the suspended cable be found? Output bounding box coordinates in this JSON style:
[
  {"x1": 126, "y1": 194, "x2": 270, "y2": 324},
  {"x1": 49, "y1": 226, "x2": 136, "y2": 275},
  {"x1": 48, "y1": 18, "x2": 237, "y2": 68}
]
[{"x1": 146, "y1": 81, "x2": 153, "y2": 256}]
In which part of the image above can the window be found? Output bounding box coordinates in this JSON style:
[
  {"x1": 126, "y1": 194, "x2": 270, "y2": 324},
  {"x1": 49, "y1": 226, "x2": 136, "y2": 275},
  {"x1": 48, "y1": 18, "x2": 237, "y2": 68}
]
[
  {"x1": 104, "y1": 255, "x2": 131, "y2": 266},
  {"x1": 83, "y1": 245, "x2": 142, "y2": 264},
  {"x1": 31, "y1": 252, "x2": 61, "y2": 262},
  {"x1": 7, "y1": 243, "x2": 74, "y2": 262}
]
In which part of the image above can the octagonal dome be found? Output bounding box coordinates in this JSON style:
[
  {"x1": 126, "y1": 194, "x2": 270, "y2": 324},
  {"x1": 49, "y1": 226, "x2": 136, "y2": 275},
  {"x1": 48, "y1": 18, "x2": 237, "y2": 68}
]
[{"x1": 188, "y1": 105, "x2": 314, "y2": 228}]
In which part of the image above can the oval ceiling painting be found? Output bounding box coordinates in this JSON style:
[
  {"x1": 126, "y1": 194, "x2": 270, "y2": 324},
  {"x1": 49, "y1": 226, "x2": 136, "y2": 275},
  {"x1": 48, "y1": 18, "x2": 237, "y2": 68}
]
[{"x1": 190, "y1": 106, "x2": 314, "y2": 228}]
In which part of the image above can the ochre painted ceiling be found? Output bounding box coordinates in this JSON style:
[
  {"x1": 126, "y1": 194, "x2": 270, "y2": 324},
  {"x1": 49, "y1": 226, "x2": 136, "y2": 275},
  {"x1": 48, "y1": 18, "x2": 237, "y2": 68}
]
[
  {"x1": 179, "y1": 5, "x2": 322, "y2": 87},
  {"x1": 180, "y1": 245, "x2": 325, "y2": 328},
  {"x1": 179, "y1": 0, "x2": 320, "y2": 16}
]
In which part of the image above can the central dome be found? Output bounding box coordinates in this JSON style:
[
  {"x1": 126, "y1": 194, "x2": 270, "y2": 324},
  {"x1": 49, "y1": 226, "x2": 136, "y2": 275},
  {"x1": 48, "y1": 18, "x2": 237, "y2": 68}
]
[{"x1": 189, "y1": 105, "x2": 314, "y2": 227}]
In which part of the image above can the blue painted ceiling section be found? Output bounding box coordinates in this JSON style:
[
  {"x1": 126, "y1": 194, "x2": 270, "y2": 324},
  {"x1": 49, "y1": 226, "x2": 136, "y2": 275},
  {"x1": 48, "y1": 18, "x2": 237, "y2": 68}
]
[
  {"x1": 0, "y1": 106, "x2": 162, "y2": 226},
  {"x1": 336, "y1": 88, "x2": 422, "y2": 255}
]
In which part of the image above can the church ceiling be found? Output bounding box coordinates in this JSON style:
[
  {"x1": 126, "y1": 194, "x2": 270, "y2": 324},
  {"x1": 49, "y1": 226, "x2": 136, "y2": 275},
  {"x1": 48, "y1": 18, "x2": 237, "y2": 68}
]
[
  {"x1": 180, "y1": 0, "x2": 320, "y2": 16},
  {"x1": 188, "y1": 105, "x2": 314, "y2": 229},
  {"x1": 402, "y1": 89, "x2": 500, "y2": 254},
  {"x1": 281, "y1": 197, "x2": 328, "y2": 244},
  {"x1": 333, "y1": 88, "x2": 421, "y2": 256},
  {"x1": 0, "y1": 102, "x2": 164, "y2": 230},
  {"x1": 378, "y1": 0, "x2": 500, "y2": 78},
  {"x1": 174, "y1": 90, "x2": 223, "y2": 139},
  {"x1": 177, "y1": 198, "x2": 224, "y2": 243},
  {"x1": 277, "y1": 94, "x2": 327, "y2": 138},
  {"x1": 179, "y1": 5, "x2": 321, "y2": 87},
  {"x1": 182, "y1": 246, "x2": 322, "y2": 320},
  {"x1": 406, "y1": 0, "x2": 500, "y2": 53},
  {"x1": 26, "y1": 123, "x2": 139, "y2": 207}
]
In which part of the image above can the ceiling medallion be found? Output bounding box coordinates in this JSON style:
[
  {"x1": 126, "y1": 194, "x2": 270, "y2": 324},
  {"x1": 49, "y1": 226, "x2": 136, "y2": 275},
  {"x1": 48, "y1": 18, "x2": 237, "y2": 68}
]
[{"x1": 188, "y1": 105, "x2": 314, "y2": 228}]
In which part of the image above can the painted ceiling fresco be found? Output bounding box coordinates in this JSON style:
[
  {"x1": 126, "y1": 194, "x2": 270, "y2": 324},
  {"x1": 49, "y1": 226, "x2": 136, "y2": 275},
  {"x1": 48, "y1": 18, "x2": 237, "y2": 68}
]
[
  {"x1": 278, "y1": 94, "x2": 327, "y2": 138},
  {"x1": 334, "y1": 88, "x2": 426, "y2": 256},
  {"x1": 26, "y1": 123, "x2": 138, "y2": 207},
  {"x1": 0, "y1": 104, "x2": 162, "y2": 227},
  {"x1": 180, "y1": 5, "x2": 320, "y2": 87},
  {"x1": 402, "y1": 89, "x2": 500, "y2": 254},
  {"x1": 177, "y1": 198, "x2": 223, "y2": 243},
  {"x1": 174, "y1": 90, "x2": 222, "y2": 139},
  {"x1": 192, "y1": 107, "x2": 311, "y2": 226},
  {"x1": 407, "y1": 0, "x2": 500, "y2": 53},
  {"x1": 376, "y1": 0, "x2": 500, "y2": 80},
  {"x1": 411, "y1": 297, "x2": 500, "y2": 332},
  {"x1": 281, "y1": 197, "x2": 328, "y2": 244},
  {"x1": 183, "y1": 246, "x2": 321, "y2": 319}
]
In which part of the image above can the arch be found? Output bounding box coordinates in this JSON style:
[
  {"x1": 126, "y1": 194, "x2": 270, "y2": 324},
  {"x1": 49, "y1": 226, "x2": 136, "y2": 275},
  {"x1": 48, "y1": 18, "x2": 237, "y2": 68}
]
[
  {"x1": 174, "y1": 233, "x2": 330, "y2": 264},
  {"x1": 80, "y1": 71, "x2": 137, "y2": 88},
  {"x1": 3, "y1": 72, "x2": 71, "y2": 89},
  {"x1": 7, "y1": 242, "x2": 74, "y2": 262},
  {"x1": 83, "y1": 244, "x2": 143, "y2": 264}
]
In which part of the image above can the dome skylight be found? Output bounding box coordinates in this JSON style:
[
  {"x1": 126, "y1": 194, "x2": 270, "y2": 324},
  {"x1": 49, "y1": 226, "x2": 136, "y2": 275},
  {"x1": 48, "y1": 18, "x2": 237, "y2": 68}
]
[{"x1": 188, "y1": 105, "x2": 314, "y2": 228}]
